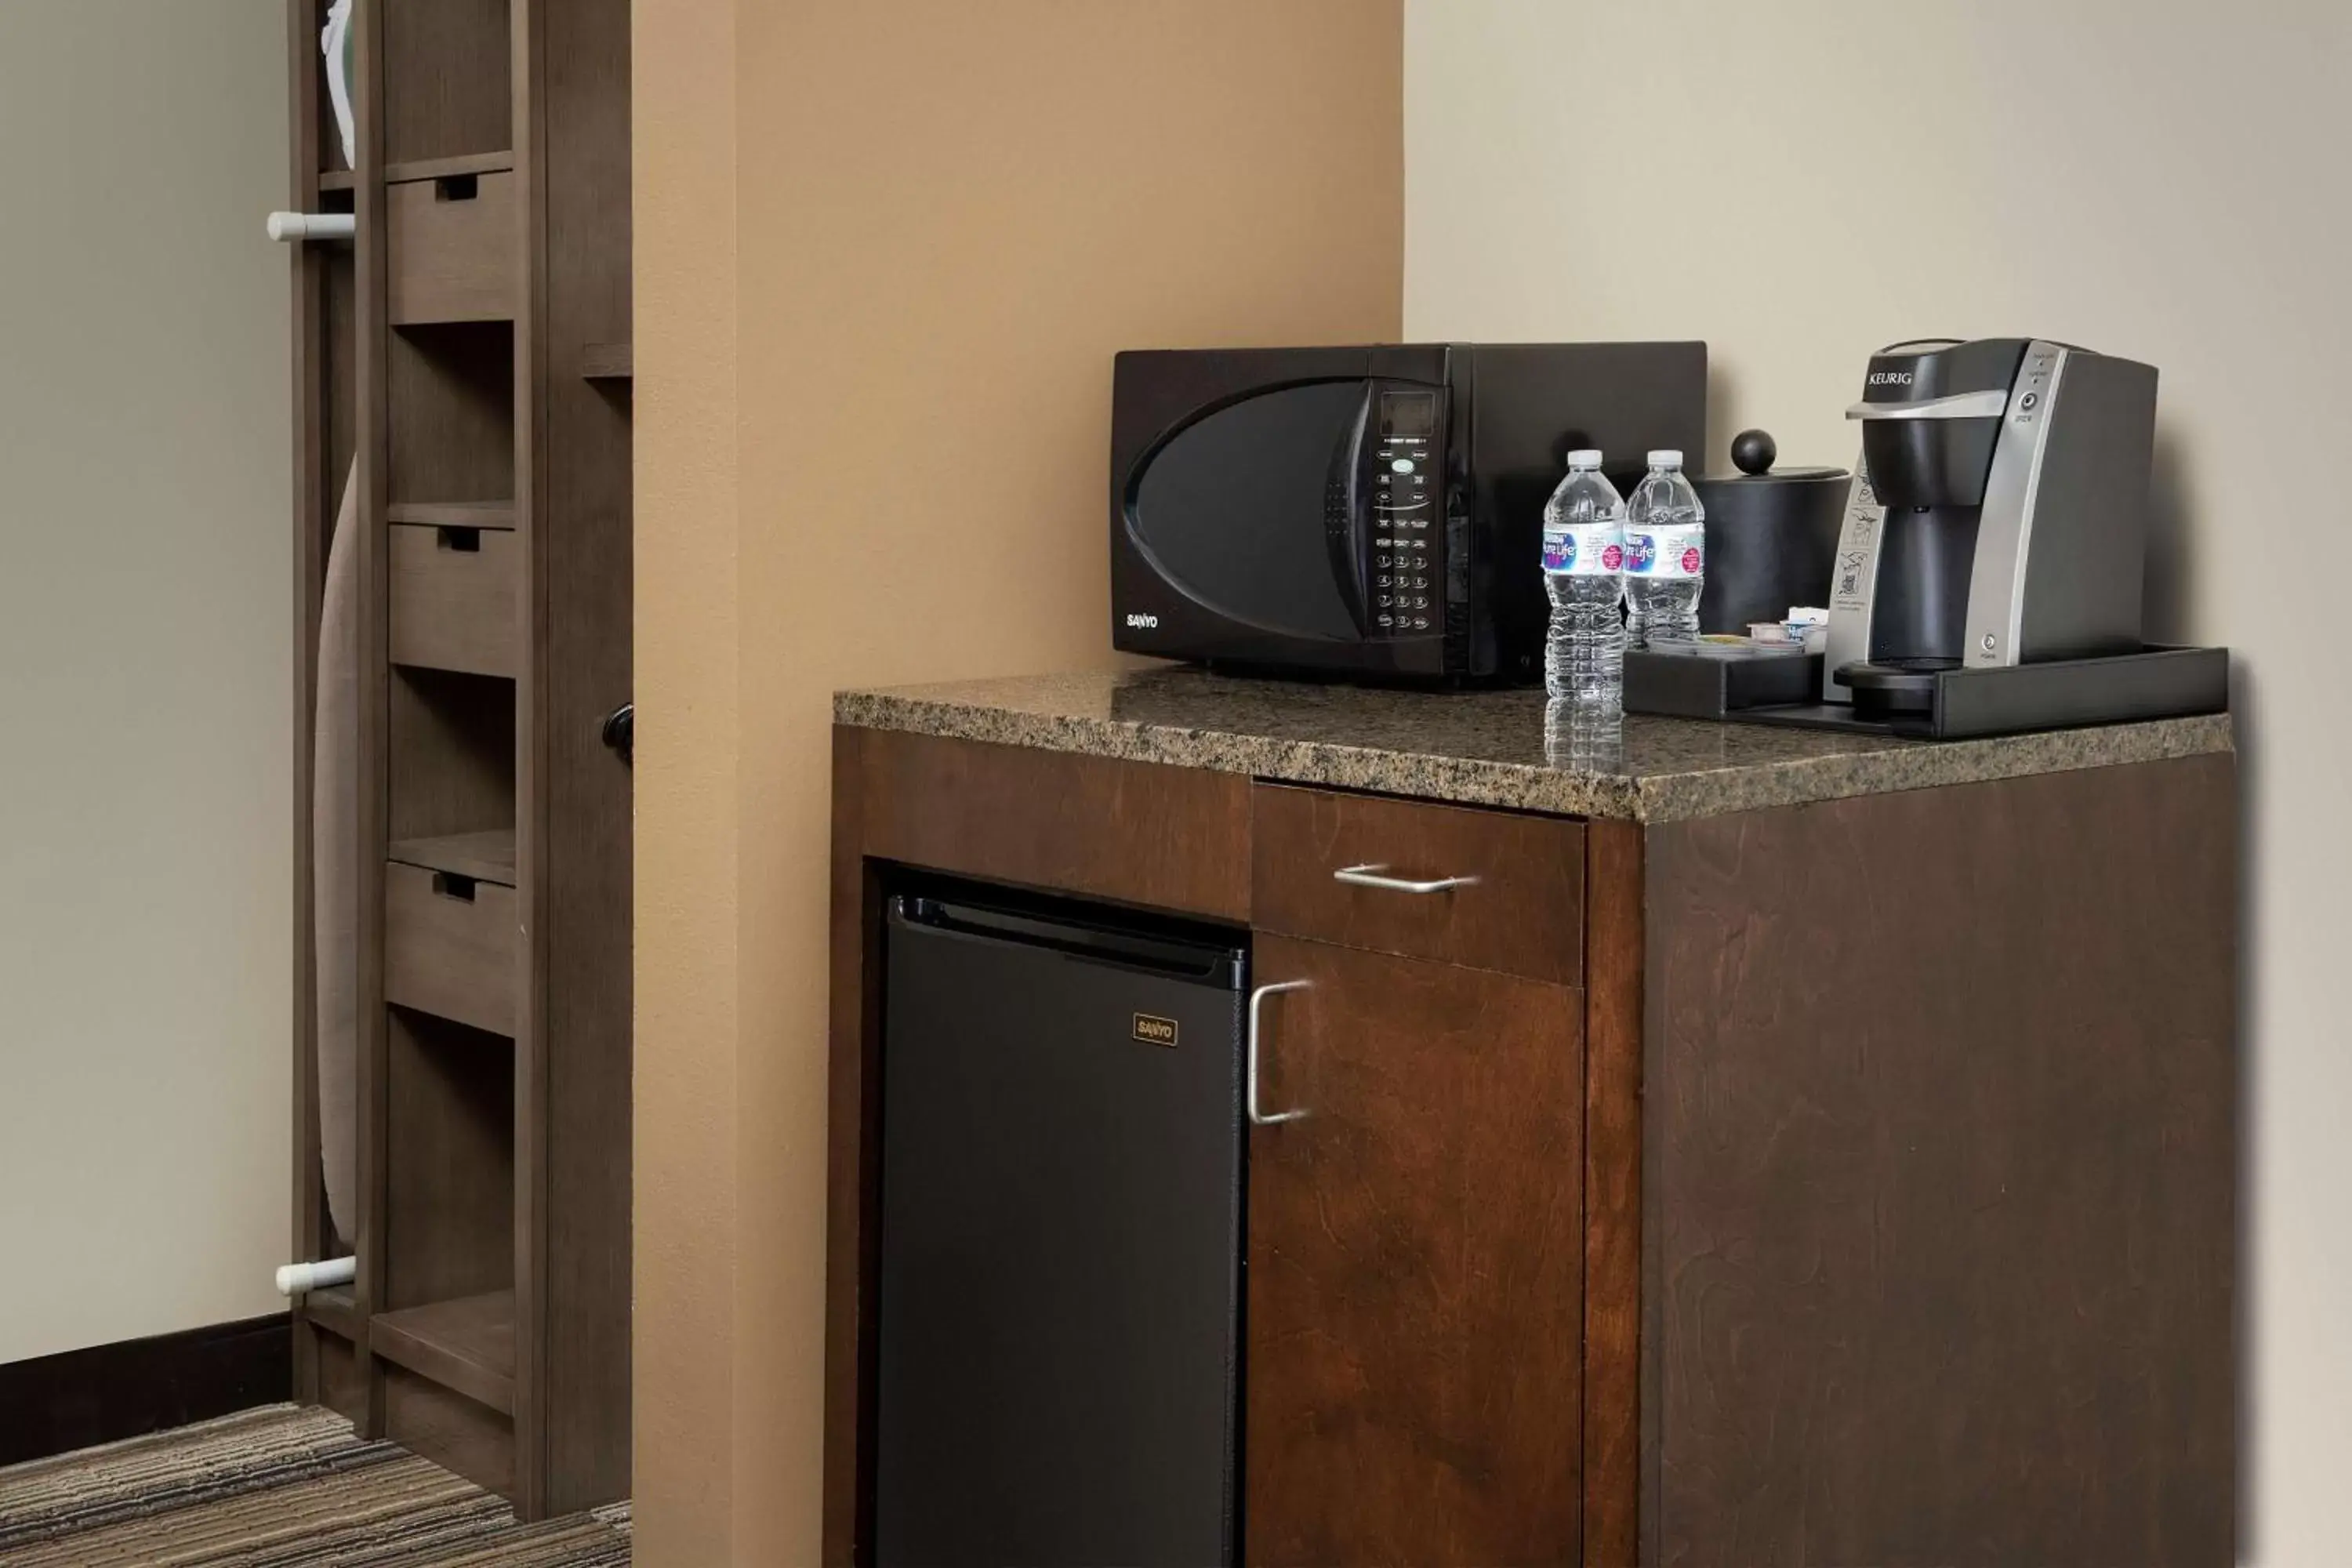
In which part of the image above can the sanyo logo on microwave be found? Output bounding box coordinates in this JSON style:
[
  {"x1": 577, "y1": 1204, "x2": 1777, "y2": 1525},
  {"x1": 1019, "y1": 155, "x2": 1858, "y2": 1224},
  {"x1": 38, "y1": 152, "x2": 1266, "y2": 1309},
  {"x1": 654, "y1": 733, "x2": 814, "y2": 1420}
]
[
  {"x1": 1124, "y1": 612, "x2": 1160, "y2": 630},
  {"x1": 1868, "y1": 371, "x2": 1915, "y2": 386}
]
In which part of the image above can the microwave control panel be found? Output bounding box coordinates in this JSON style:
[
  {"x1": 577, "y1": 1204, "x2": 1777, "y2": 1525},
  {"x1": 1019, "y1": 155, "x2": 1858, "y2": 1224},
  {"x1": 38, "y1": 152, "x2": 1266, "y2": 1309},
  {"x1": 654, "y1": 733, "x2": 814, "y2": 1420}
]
[{"x1": 1369, "y1": 389, "x2": 1441, "y2": 636}]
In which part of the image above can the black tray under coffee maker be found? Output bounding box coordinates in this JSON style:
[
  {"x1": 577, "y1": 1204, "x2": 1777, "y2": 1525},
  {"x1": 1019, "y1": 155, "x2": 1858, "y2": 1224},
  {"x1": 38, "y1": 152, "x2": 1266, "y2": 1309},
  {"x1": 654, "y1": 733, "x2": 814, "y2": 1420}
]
[
  {"x1": 1624, "y1": 641, "x2": 2227, "y2": 739},
  {"x1": 1625, "y1": 337, "x2": 2227, "y2": 739}
]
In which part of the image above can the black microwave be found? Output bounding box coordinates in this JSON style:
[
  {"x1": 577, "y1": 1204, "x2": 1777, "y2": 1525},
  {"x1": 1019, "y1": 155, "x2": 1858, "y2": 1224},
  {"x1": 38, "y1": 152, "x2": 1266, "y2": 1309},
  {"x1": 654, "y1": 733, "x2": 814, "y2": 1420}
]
[{"x1": 1110, "y1": 342, "x2": 1708, "y2": 681}]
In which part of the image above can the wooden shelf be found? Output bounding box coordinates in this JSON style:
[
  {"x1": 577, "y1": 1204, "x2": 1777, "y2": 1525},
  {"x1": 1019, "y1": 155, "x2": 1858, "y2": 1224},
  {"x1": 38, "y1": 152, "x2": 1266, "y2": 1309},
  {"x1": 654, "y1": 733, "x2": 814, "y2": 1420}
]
[
  {"x1": 371, "y1": 1290, "x2": 517, "y2": 1415},
  {"x1": 580, "y1": 343, "x2": 633, "y2": 381},
  {"x1": 316, "y1": 152, "x2": 514, "y2": 191},
  {"x1": 385, "y1": 150, "x2": 515, "y2": 184},
  {"x1": 390, "y1": 829, "x2": 517, "y2": 887},
  {"x1": 302, "y1": 1284, "x2": 361, "y2": 1341},
  {"x1": 387, "y1": 500, "x2": 516, "y2": 530}
]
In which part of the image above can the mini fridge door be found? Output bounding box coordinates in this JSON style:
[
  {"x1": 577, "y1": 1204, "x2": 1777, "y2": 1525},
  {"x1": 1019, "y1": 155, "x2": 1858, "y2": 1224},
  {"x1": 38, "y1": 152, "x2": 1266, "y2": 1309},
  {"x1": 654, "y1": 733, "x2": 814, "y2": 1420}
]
[{"x1": 875, "y1": 893, "x2": 1247, "y2": 1568}]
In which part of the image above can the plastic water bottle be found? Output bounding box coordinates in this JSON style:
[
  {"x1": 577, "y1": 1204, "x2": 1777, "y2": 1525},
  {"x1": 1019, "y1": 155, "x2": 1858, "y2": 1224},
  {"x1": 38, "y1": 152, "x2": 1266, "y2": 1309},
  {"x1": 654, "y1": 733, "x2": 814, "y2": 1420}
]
[
  {"x1": 1624, "y1": 449, "x2": 1706, "y2": 648},
  {"x1": 1541, "y1": 449, "x2": 1627, "y2": 706}
]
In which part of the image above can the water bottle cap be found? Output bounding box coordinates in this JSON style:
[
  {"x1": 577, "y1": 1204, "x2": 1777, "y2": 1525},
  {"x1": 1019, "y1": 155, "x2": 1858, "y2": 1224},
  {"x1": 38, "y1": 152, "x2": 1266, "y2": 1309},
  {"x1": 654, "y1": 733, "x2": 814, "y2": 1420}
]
[
  {"x1": 1565, "y1": 448, "x2": 1602, "y2": 469},
  {"x1": 1646, "y1": 449, "x2": 1683, "y2": 469}
]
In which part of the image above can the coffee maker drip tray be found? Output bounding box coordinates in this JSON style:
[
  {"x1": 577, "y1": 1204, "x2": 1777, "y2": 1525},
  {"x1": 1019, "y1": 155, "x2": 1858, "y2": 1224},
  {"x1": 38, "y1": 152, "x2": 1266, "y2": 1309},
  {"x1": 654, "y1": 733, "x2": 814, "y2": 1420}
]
[
  {"x1": 1622, "y1": 644, "x2": 2228, "y2": 740},
  {"x1": 1837, "y1": 659, "x2": 1955, "y2": 719}
]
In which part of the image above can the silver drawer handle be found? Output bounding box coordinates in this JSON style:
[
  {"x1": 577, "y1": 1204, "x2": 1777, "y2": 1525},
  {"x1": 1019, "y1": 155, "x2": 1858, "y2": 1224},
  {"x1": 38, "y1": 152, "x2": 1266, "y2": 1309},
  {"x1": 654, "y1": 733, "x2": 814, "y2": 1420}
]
[
  {"x1": 1247, "y1": 980, "x2": 1310, "y2": 1126},
  {"x1": 1333, "y1": 863, "x2": 1479, "y2": 895}
]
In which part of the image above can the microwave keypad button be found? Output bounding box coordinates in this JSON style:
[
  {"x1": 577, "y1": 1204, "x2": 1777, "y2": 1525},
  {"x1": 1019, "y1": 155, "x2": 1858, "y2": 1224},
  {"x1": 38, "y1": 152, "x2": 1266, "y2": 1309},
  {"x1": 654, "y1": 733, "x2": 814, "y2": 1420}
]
[
  {"x1": 1391, "y1": 458, "x2": 1415, "y2": 474},
  {"x1": 1377, "y1": 614, "x2": 1394, "y2": 628}
]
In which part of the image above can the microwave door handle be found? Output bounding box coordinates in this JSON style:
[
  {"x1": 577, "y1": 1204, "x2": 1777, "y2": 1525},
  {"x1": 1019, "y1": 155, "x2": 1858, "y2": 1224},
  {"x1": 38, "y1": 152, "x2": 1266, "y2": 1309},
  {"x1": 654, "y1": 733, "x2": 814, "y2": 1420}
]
[{"x1": 1323, "y1": 385, "x2": 1374, "y2": 634}]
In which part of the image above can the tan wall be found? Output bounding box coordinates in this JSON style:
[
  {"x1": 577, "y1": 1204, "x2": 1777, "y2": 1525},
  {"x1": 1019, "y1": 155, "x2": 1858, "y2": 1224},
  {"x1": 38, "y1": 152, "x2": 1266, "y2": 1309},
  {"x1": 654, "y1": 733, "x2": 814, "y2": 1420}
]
[
  {"x1": 634, "y1": 3, "x2": 1403, "y2": 1559},
  {"x1": 0, "y1": 0, "x2": 291, "y2": 1363},
  {"x1": 632, "y1": 0, "x2": 742, "y2": 1555},
  {"x1": 1405, "y1": 2, "x2": 2348, "y2": 1560}
]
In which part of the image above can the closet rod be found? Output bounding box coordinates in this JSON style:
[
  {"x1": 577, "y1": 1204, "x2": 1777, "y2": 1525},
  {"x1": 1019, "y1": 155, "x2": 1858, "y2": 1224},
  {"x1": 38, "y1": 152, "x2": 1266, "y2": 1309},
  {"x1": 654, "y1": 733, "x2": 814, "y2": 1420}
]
[{"x1": 267, "y1": 211, "x2": 355, "y2": 242}]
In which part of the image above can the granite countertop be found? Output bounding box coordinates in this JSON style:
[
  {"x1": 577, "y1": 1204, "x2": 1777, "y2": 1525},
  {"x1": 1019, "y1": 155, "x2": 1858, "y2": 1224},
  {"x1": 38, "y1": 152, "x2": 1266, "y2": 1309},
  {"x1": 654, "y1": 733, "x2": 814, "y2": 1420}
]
[{"x1": 833, "y1": 668, "x2": 2233, "y2": 823}]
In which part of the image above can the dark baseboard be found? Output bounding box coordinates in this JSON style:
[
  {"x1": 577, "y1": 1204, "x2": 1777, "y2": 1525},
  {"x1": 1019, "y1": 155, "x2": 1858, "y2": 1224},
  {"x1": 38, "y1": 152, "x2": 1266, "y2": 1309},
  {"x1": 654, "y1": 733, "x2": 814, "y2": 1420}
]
[{"x1": 0, "y1": 1312, "x2": 291, "y2": 1468}]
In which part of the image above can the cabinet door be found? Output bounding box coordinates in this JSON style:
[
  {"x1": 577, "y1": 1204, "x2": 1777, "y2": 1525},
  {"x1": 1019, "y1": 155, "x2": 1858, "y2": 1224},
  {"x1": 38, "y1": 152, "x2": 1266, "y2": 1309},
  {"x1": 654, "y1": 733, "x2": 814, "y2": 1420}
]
[{"x1": 1246, "y1": 935, "x2": 1585, "y2": 1566}]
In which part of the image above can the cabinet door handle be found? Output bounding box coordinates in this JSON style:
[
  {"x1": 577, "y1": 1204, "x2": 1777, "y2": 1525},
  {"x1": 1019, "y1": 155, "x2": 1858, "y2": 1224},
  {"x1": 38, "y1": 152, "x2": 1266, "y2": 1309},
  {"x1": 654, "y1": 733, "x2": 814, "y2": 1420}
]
[
  {"x1": 1333, "y1": 863, "x2": 1479, "y2": 895},
  {"x1": 1248, "y1": 980, "x2": 1310, "y2": 1127}
]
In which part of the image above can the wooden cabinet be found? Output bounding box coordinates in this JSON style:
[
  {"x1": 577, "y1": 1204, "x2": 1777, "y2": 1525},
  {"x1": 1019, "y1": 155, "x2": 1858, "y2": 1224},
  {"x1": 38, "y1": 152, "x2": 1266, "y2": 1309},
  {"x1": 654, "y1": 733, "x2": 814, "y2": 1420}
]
[
  {"x1": 1244, "y1": 935, "x2": 1584, "y2": 1566},
  {"x1": 826, "y1": 724, "x2": 2236, "y2": 1567}
]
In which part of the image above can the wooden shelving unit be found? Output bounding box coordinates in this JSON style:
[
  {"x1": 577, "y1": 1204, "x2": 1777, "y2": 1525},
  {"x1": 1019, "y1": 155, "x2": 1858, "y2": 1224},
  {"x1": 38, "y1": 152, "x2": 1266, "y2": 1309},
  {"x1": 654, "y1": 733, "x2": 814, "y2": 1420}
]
[{"x1": 285, "y1": 0, "x2": 632, "y2": 1520}]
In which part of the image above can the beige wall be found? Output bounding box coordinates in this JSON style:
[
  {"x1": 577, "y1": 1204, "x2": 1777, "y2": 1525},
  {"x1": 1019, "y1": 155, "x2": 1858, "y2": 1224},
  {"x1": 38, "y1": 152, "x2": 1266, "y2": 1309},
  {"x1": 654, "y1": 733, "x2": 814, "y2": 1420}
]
[
  {"x1": 633, "y1": 2, "x2": 1403, "y2": 1559},
  {"x1": 0, "y1": 0, "x2": 292, "y2": 1363},
  {"x1": 1406, "y1": 2, "x2": 2347, "y2": 1559}
]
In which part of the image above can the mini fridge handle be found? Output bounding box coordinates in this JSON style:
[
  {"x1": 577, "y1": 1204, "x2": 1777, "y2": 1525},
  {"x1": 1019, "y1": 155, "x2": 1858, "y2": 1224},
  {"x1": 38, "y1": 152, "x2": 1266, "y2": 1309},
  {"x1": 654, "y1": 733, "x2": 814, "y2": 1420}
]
[{"x1": 1248, "y1": 980, "x2": 1311, "y2": 1126}]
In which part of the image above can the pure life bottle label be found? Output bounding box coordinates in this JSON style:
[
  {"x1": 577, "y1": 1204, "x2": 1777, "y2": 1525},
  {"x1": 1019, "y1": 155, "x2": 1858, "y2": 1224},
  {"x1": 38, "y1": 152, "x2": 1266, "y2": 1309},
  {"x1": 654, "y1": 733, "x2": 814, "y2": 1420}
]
[
  {"x1": 1626, "y1": 524, "x2": 1705, "y2": 579},
  {"x1": 1543, "y1": 521, "x2": 1624, "y2": 575}
]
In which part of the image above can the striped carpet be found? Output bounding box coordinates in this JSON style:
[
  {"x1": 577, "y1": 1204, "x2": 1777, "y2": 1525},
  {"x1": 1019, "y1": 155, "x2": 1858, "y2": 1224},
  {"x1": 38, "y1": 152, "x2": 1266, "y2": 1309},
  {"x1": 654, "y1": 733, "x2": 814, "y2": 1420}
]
[{"x1": 0, "y1": 1406, "x2": 631, "y2": 1565}]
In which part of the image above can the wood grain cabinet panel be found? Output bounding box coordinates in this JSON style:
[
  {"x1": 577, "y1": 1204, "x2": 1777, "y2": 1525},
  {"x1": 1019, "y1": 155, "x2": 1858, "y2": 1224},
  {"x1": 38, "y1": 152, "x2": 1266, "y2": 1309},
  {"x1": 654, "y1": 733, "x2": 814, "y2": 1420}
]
[
  {"x1": 1641, "y1": 754, "x2": 2236, "y2": 1567},
  {"x1": 390, "y1": 523, "x2": 518, "y2": 677},
  {"x1": 1244, "y1": 935, "x2": 1585, "y2": 1567},
  {"x1": 383, "y1": 860, "x2": 517, "y2": 1037},
  {"x1": 387, "y1": 170, "x2": 517, "y2": 325},
  {"x1": 858, "y1": 728, "x2": 1250, "y2": 920},
  {"x1": 1251, "y1": 785, "x2": 1584, "y2": 985},
  {"x1": 383, "y1": 1362, "x2": 514, "y2": 1498}
]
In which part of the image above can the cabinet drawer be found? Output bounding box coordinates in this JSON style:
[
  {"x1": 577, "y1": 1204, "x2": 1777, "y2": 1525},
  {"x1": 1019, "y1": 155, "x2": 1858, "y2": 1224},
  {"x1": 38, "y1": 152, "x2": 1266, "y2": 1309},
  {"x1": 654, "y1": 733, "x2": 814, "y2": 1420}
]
[
  {"x1": 1251, "y1": 785, "x2": 1583, "y2": 986},
  {"x1": 384, "y1": 859, "x2": 517, "y2": 1036},
  {"x1": 390, "y1": 523, "x2": 518, "y2": 677},
  {"x1": 388, "y1": 170, "x2": 516, "y2": 325}
]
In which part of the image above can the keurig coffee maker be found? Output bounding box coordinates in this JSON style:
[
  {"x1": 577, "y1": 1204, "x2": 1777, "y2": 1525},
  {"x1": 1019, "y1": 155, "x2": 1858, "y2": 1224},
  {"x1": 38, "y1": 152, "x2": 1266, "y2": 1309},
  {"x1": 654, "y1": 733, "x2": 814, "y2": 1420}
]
[
  {"x1": 1624, "y1": 336, "x2": 2227, "y2": 738},
  {"x1": 1827, "y1": 337, "x2": 2151, "y2": 714}
]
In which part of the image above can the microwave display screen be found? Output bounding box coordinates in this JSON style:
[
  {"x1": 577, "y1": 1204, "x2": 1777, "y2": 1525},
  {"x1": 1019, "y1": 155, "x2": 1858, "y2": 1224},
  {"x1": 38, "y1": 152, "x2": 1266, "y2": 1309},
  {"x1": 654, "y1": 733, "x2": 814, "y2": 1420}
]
[{"x1": 1381, "y1": 392, "x2": 1436, "y2": 438}]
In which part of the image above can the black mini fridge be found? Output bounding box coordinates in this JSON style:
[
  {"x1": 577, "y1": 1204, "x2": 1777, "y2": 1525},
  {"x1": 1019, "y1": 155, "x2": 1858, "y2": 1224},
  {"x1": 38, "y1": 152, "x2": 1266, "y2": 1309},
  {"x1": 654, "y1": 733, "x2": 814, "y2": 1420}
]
[{"x1": 874, "y1": 890, "x2": 1249, "y2": 1568}]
